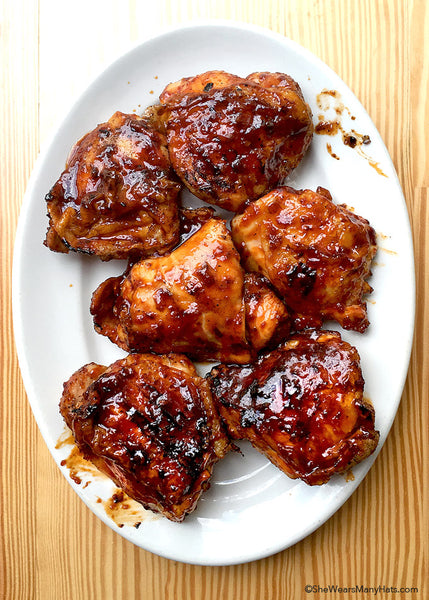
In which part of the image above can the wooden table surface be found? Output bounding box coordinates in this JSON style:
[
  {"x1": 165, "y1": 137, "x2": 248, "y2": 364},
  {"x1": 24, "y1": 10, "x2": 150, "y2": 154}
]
[{"x1": 1, "y1": 1, "x2": 427, "y2": 598}]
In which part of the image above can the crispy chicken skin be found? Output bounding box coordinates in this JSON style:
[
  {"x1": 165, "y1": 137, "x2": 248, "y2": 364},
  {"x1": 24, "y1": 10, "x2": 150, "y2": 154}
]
[
  {"x1": 91, "y1": 218, "x2": 290, "y2": 363},
  {"x1": 231, "y1": 186, "x2": 377, "y2": 332},
  {"x1": 159, "y1": 70, "x2": 313, "y2": 212},
  {"x1": 207, "y1": 330, "x2": 379, "y2": 485},
  {"x1": 45, "y1": 111, "x2": 181, "y2": 261},
  {"x1": 59, "y1": 353, "x2": 231, "y2": 521}
]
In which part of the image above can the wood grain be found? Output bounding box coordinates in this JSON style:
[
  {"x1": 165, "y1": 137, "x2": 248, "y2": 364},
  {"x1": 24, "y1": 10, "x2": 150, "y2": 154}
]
[{"x1": 1, "y1": 1, "x2": 427, "y2": 598}]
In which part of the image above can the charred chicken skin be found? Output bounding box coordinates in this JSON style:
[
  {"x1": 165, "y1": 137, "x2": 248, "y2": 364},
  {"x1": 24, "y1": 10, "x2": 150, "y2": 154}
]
[
  {"x1": 159, "y1": 70, "x2": 313, "y2": 212},
  {"x1": 207, "y1": 330, "x2": 379, "y2": 485},
  {"x1": 59, "y1": 353, "x2": 231, "y2": 521},
  {"x1": 231, "y1": 186, "x2": 377, "y2": 332},
  {"x1": 45, "y1": 111, "x2": 181, "y2": 261},
  {"x1": 91, "y1": 218, "x2": 290, "y2": 363}
]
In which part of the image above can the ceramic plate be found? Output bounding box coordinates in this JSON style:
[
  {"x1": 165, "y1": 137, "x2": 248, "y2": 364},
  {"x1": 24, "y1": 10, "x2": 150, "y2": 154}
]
[{"x1": 13, "y1": 22, "x2": 415, "y2": 565}]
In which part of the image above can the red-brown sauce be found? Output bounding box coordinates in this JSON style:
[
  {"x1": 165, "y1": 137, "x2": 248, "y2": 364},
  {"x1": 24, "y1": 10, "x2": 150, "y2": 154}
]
[
  {"x1": 56, "y1": 428, "x2": 150, "y2": 526},
  {"x1": 326, "y1": 143, "x2": 340, "y2": 160},
  {"x1": 315, "y1": 120, "x2": 341, "y2": 136},
  {"x1": 357, "y1": 146, "x2": 388, "y2": 177},
  {"x1": 102, "y1": 489, "x2": 155, "y2": 528},
  {"x1": 344, "y1": 469, "x2": 355, "y2": 482},
  {"x1": 315, "y1": 89, "x2": 388, "y2": 177},
  {"x1": 59, "y1": 440, "x2": 105, "y2": 486}
]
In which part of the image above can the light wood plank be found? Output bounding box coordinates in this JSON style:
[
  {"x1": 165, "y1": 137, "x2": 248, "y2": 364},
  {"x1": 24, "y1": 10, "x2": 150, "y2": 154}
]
[{"x1": 0, "y1": 1, "x2": 39, "y2": 598}]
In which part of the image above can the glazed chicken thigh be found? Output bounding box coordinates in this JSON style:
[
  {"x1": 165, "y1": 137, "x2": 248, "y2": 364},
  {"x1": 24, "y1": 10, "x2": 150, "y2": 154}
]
[
  {"x1": 60, "y1": 353, "x2": 231, "y2": 521},
  {"x1": 91, "y1": 218, "x2": 290, "y2": 363},
  {"x1": 231, "y1": 186, "x2": 377, "y2": 332},
  {"x1": 159, "y1": 70, "x2": 313, "y2": 212},
  {"x1": 208, "y1": 330, "x2": 379, "y2": 485},
  {"x1": 244, "y1": 272, "x2": 290, "y2": 352},
  {"x1": 45, "y1": 111, "x2": 181, "y2": 260}
]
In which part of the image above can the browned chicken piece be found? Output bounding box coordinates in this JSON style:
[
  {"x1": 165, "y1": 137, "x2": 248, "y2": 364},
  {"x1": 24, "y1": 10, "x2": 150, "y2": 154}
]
[
  {"x1": 231, "y1": 186, "x2": 377, "y2": 332},
  {"x1": 159, "y1": 70, "x2": 313, "y2": 212},
  {"x1": 91, "y1": 218, "x2": 290, "y2": 363},
  {"x1": 207, "y1": 330, "x2": 379, "y2": 485},
  {"x1": 178, "y1": 205, "x2": 216, "y2": 242},
  {"x1": 59, "y1": 353, "x2": 231, "y2": 522},
  {"x1": 244, "y1": 273, "x2": 290, "y2": 352},
  {"x1": 44, "y1": 111, "x2": 181, "y2": 261}
]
